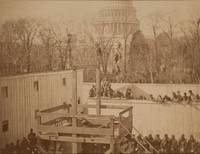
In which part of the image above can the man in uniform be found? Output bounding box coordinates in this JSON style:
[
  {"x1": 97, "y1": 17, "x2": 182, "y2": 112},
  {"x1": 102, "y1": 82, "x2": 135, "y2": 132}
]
[
  {"x1": 89, "y1": 85, "x2": 96, "y2": 97},
  {"x1": 178, "y1": 134, "x2": 187, "y2": 153},
  {"x1": 187, "y1": 135, "x2": 197, "y2": 153},
  {"x1": 161, "y1": 134, "x2": 170, "y2": 153},
  {"x1": 153, "y1": 134, "x2": 161, "y2": 152},
  {"x1": 170, "y1": 135, "x2": 178, "y2": 153}
]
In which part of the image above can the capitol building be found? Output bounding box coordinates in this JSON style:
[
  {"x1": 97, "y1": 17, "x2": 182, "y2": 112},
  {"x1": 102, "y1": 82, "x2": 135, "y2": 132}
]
[{"x1": 95, "y1": 0, "x2": 140, "y2": 74}]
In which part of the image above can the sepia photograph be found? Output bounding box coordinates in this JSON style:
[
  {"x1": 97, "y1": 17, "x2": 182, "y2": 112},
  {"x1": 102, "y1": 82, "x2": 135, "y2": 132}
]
[{"x1": 0, "y1": 0, "x2": 200, "y2": 153}]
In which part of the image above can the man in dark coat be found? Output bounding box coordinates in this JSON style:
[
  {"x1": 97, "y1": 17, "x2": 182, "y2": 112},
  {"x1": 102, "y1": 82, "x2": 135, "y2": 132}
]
[
  {"x1": 170, "y1": 135, "x2": 178, "y2": 153},
  {"x1": 161, "y1": 134, "x2": 170, "y2": 153},
  {"x1": 179, "y1": 134, "x2": 187, "y2": 153}
]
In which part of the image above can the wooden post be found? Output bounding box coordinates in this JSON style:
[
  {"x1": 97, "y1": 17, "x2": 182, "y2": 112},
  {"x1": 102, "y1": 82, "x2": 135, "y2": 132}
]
[
  {"x1": 96, "y1": 44, "x2": 101, "y2": 115},
  {"x1": 129, "y1": 108, "x2": 133, "y2": 131},
  {"x1": 72, "y1": 69, "x2": 78, "y2": 153},
  {"x1": 96, "y1": 67, "x2": 101, "y2": 115},
  {"x1": 110, "y1": 118, "x2": 115, "y2": 154}
]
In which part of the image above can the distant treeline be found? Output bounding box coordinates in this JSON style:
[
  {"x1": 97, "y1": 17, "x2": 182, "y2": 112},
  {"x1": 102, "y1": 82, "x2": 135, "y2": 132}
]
[{"x1": 0, "y1": 17, "x2": 200, "y2": 83}]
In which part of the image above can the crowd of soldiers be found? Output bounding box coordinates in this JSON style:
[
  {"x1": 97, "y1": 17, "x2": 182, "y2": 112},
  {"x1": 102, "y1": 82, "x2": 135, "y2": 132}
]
[
  {"x1": 150, "y1": 90, "x2": 200, "y2": 104},
  {"x1": 1, "y1": 129, "x2": 200, "y2": 154},
  {"x1": 1, "y1": 129, "x2": 39, "y2": 154},
  {"x1": 127, "y1": 133, "x2": 199, "y2": 154},
  {"x1": 89, "y1": 82, "x2": 200, "y2": 104},
  {"x1": 89, "y1": 79, "x2": 132, "y2": 99}
]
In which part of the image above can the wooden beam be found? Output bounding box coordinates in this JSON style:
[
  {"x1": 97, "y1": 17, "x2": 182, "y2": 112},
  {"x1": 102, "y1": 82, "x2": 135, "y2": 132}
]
[
  {"x1": 78, "y1": 114, "x2": 114, "y2": 119},
  {"x1": 119, "y1": 106, "x2": 133, "y2": 115},
  {"x1": 96, "y1": 67, "x2": 101, "y2": 115},
  {"x1": 38, "y1": 112, "x2": 113, "y2": 119},
  {"x1": 37, "y1": 112, "x2": 114, "y2": 124},
  {"x1": 38, "y1": 125, "x2": 113, "y2": 136},
  {"x1": 79, "y1": 104, "x2": 130, "y2": 110},
  {"x1": 41, "y1": 117, "x2": 70, "y2": 126},
  {"x1": 40, "y1": 103, "x2": 71, "y2": 113},
  {"x1": 72, "y1": 70, "x2": 78, "y2": 154},
  {"x1": 39, "y1": 135, "x2": 111, "y2": 144}
]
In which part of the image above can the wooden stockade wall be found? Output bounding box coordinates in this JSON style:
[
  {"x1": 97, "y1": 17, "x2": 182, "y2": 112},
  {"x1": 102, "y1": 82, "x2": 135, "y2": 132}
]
[
  {"x1": 0, "y1": 70, "x2": 83, "y2": 149},
  {"x1": 81, "y1": 83, "x2": 200, "y2": 139},
  {"x1": 87, "y1": 99, "x2": 200, "y2": 139}
]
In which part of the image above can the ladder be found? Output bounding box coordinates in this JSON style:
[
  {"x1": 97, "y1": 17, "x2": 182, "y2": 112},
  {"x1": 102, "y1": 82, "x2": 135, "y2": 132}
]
[{"x1": 114, "y1": 118, "x2": 159, "y2": 154}]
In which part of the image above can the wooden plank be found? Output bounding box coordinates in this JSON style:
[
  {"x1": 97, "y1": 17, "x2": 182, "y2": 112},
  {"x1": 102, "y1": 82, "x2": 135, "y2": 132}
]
[
  {"x1": 96, "y1": 67, "x2": 101, "y2": 115},
  {"x1": 38, "y1": 125, "x2": 113, "y2": 136},
  {"x1": 40, "y1": 103, "x2": 71, "y2": 113},
  {"x1": 39, "y1": 135, "x2": 111, "y2": 144},
  {"x1": 72, "y1": 70, "x2": 78, "y2": 154},
  {"x1": 38, "y1": 112, "x2": 113, "y2": 120},
  {"x1": 79, "y1": 104, "x2": 129, "y2": 110},
  {"x1": 78, "y1": 114, "x2": 114, "y2": 119},
  {"x1": 41, "y1": 117, "x2": 70, "y2": 125},
  {"x1": 38, "y1": 112, "x2": 71, "y2": 118},
  {"x1": 119, "y1": 106, "x2": 133, "y2": 115},
  {"x1": 83, "y1": 118, "x2": 110, "y2": 126}
]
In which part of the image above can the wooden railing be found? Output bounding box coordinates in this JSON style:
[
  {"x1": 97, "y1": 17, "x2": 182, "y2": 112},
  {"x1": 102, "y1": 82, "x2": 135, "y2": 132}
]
[{"x1": 35, "y1": 103, "x2": 134, "y2": 154}]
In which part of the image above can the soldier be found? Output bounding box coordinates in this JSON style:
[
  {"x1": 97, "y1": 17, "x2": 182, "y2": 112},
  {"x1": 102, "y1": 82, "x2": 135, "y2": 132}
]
[
  {"x1": 125, "y1": 88, "x2": 132, "y2": 99},
  {"x1": 28, "y1": 128, "x2": 37, "y2": 147},
  {"x1": 172, "y1": 92, "x2": 179, "y2": 102},
  {"x1": 4, "y1": 144, "x2": 11, "y2": 154},
  {"x1": 170, "y1": 135, "x2": 178, "y2": 153},
  {"x1": 187, "y1": 135, "x2": 197, "y2": 153},
  {"x1": 89, "y1": 85, "x2": 96, "y2": 97},
  {"x1": 161, "y1": 134, "x2": 170, "y2": 153},
  {"x1": 149, "y1": 94, "x2": 155, "y2": 102},
  {"x1": 147, "y1": 134, "x2": 154, "y2": 145},
  {"x1": 176, "y1": 91, "x2": 183, "y2": 103},
  {"x1": 153, "y1": 134, "x2": 161, "y2": 152},
  {"x1": 196, "y1": 94, "x2": 200, "y2": 102},
  {"x1": 20, "y1": 137, "x2": 29, "y2": 154},
  {"x1": 8, "y1": 142, "x2": 15, "y2": 154},
  {"x1": 178, "y1": 134, "x2": 187, "y2": 153},
  {"x1": 107, "y1": 84, "x2": 114, "y2": 98},
  {"x1": 15, "y1": 140, "x2": 21, "y2": 154},
  {"x1": 183, "y1": 92, "x2": 189, "y2": 102},
  {"x1": 188, "y1": 90, "x2": 195, "y2": 103}
]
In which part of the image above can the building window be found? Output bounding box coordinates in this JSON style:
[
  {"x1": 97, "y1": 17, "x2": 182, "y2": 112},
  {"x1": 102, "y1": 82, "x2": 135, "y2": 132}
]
[
  {"x1": 62, "y1": 78, "x2": 66, "y2": 86},
  {"x1": 2, "y1": 120, "x2": 8, "y2": 132},
  {"x1": 1, "y1": 86, "x2": 8, "y2": 98},
  {"x1": 34, "y1": 81, "x2": 39, "y2": 91}
]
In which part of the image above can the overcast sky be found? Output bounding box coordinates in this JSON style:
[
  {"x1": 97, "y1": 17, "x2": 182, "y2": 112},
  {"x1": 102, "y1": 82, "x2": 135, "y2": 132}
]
[{"x1": 0, "y1": 0, "x2": 200, "y2": 37}]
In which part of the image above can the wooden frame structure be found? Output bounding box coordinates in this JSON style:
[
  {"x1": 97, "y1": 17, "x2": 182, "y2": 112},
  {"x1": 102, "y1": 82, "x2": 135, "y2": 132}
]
[{"x1": 35, "y1": 103, "x2": 133, "y2": 153}]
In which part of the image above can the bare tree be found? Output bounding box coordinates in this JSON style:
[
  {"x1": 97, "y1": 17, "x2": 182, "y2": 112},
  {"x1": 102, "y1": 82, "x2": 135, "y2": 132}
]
[
  {"x1": 161, "y1": 16, "x2": 178, "y2": 66},
  {"x1": 51, "y1": 21, "x2": 74, "y2": 70},
  {"x1": 81, "y1": 20, "x2": 114, "y2": 76},
  {"x1": 0, "y1": 20, "x2": 21, "y2": 74},
  {"x1": 147, "y1": 12, "x2": 163, "y2": 83},
  {"x1": 179, "y1": 13, "x2": 200, "y2": 83},
  {"x1": 14, "y1": 18, "x2": 39, "y2": 73},
  {"x1": 121, "y1": 8, "x2": 139, "y2": 74},
  {"x1": 38, "y1": 22, "x2": 58, "y2": 71}
]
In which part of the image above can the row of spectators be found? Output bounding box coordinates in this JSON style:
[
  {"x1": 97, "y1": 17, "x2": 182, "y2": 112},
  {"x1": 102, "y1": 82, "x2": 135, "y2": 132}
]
[
  {"x1": 89, "y1": 83, "x2": 200, "y2": 103},
  {"x1": 89, "y1": 79, "x2": 137, "y2": 99},
  {"x1": 128, "y1": 133, "x2": 199, "y2": 153},
  {"x1": 149, "y1": 90, "x2": 200, "y2": 104},
  {"x1": 2, "y1": 128, "x2": 200, "y2": 153},
  {"x1": 1, "y1": 129, "x2": 39, "y2": 154}
]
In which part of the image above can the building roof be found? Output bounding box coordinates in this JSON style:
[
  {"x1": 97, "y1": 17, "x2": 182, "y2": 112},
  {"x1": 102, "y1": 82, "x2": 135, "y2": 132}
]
[{"x1": 0, "y1": 69, "x2": 83, "y2": 80}]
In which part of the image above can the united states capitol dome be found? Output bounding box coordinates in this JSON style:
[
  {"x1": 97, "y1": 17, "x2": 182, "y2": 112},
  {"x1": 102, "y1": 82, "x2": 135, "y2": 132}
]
[{"x1": 95, "y1": 0, "x2": 140, "y2": 37}]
